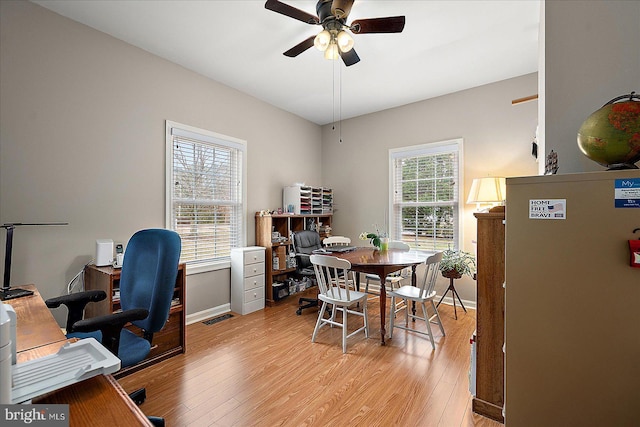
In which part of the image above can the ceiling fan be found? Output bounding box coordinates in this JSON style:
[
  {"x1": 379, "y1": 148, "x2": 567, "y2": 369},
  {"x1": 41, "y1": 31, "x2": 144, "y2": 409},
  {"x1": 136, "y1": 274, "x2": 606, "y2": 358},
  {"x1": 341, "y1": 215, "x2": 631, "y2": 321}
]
[{"x1": 265, "y1": 0, "x2": 406, "y2": 67}]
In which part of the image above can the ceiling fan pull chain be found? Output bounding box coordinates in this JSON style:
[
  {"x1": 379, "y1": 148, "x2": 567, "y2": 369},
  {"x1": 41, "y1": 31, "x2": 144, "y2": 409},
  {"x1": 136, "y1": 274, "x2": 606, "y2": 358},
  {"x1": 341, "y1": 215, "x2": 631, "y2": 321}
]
[
  {"x1": 339, "y1": 61, "x2": 343, "y2": 143},
  {"x1": 332, "y1": 58, "x2": 336, "y2": 129}
]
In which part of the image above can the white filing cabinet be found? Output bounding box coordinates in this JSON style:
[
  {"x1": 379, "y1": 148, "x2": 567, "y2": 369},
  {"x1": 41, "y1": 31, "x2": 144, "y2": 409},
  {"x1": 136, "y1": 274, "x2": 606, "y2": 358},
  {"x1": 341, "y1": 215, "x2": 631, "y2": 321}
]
[{"x1": 231, "y1": 246, "x2": 266, "y2": 315}]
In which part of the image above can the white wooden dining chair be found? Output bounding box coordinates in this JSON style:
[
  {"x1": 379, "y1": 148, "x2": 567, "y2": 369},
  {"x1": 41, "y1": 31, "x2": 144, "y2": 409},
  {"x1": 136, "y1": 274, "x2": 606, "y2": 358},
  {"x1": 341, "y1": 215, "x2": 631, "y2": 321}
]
[
  {"x1": 364, "y1": 241, "x2": 411, "y2": 310},
  {"x1": 310, "y1": 254, "x2": 369, "y2": 353},
  {"x1": 388, "y1": 251, "x2": 445, "y2": 350},
  {"x1": 364, "y1": 240, "x2": 411, "y2": 293},
  {"x1": 323, "y1": 236, "x2": 351, "y2": 247}
]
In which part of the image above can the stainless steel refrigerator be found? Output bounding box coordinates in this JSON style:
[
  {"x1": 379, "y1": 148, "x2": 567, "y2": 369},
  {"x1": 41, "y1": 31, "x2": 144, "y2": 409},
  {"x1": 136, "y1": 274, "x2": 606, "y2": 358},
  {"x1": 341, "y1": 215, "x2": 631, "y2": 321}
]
[{"x1": 504, "y1": 170, "x2": 640, "y2": 426}]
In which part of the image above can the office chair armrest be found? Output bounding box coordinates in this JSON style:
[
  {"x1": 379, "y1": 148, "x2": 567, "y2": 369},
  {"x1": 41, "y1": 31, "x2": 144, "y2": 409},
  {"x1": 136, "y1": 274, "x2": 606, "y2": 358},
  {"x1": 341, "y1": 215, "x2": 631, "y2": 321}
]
[
  {"x1": 45, "y1": 290, "x2": 107, "y2": 332},
  {"x1": 295, "y1": 253, "x2": 312, "y2": 268},
  {"x1": 71, "y1": 308, "x2": 149, "y2": 356}
]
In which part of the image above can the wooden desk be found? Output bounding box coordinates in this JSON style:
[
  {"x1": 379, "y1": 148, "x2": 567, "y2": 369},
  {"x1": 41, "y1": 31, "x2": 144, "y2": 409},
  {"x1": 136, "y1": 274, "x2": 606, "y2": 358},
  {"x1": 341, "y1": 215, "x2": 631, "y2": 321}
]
[
  {"x1": 35, "y1": 376, "x2": 152, "y2": 427},
  {"x1": 332, "y1": 248, "x2": 427, "y2": 345},
  {"x1": 5, "y1": 284, "x2": 67, "y2": 354},
  {"x1": 5, "y1": 284, "x2": 152, "y2": 426}
]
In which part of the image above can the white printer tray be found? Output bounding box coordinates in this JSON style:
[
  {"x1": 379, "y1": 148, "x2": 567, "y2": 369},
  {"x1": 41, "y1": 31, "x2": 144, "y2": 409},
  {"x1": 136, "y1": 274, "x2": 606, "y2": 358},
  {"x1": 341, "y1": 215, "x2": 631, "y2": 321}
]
[{"x1": 12, "y1": 337, "x2": 121, "y2": 403}]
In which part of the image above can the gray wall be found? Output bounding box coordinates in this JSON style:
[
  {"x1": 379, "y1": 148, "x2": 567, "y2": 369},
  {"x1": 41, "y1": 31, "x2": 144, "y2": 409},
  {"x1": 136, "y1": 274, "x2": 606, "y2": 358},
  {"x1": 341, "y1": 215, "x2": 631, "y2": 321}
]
[
  {"x1": 542, "y1": 0, "x2": 640, "y2": 173},
  {"x1": 0, "y1": 0, "x2": 321, "y2": 324},
  {"x1": 10, "y1": 0, "x2": 626, "y2": 321},
  {"x1": 321, "y1": 74, "x2": 539, "y2": 303}
]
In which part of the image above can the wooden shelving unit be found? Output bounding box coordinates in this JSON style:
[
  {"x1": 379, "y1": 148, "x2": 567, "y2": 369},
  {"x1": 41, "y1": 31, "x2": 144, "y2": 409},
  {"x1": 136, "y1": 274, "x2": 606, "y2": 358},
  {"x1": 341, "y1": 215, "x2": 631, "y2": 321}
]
[
  {"x1": 83, "y1": 262, "x2": 186, "y2": 378},
  {"x1": 283, "y1": 185, "x2": 332, "y2": 215},
  {"x1": 255, "y1": 213, "x2": 332, "y2": 306}
]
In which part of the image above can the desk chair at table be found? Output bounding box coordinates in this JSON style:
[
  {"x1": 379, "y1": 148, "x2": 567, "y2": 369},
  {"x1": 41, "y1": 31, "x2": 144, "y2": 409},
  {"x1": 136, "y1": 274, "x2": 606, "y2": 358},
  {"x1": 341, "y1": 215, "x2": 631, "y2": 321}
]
[
  {"x1": 388, "y1": 251, "x2": 445, "y2": 350},
  {"x1": 323, "y1": 236, "x2": 351, "y2": 247},
  {"x1": 46, "y1": 228, "x2": 181, "y2": 427},
  {"x1": 292, "y1": 230, "x2": 323, "y2": 315}
]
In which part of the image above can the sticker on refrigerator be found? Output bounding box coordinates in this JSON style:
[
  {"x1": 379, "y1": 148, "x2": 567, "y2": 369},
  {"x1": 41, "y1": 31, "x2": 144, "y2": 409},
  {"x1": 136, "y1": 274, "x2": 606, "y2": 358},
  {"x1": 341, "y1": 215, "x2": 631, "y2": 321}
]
[
  {"x1": 529, "y1": 199, "x2": 566, "y2": 219},
  {"x1": 614, "y1": 178, "x2": 640, "y2": 208}
]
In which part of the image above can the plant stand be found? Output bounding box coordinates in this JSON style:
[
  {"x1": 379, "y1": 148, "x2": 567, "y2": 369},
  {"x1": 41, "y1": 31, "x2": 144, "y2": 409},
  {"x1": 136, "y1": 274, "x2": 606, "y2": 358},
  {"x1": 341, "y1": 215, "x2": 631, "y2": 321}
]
[{"x1": 437, "y1": 273, "x2": 467, "y2": 320}]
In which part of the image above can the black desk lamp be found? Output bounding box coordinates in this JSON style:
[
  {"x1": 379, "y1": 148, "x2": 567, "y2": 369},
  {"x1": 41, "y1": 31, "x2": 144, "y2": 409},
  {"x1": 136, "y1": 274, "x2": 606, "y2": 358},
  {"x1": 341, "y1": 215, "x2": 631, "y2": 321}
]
[{"x1": 1, "y1": 222, "x2": 68, "y2": 301}]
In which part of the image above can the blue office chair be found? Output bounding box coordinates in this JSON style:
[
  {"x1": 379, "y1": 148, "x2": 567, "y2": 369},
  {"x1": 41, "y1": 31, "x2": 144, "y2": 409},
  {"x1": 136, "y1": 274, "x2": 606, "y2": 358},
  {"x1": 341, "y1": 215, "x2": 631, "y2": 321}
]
[{"x1": 46, "y1": 228, "x2": 181, "y2": 424}]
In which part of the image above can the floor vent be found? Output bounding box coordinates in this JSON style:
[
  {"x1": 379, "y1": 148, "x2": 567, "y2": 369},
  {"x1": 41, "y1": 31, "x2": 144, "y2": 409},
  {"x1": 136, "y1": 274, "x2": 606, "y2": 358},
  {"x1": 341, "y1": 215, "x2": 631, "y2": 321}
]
[{"x1": 203, "y1": 314, "x2": 233, "y2": 325}]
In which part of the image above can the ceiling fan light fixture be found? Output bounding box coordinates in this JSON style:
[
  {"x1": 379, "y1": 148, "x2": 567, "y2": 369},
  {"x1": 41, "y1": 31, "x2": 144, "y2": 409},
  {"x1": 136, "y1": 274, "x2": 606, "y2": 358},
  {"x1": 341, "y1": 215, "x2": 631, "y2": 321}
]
[
  {"x1": 266, "y1": 0, "x2": 406, "y2": 67},
  {"x1": 336, "y1": 30, "x2": 354, "y2": 52},
  {"x1": 324, "y1": 42, "x2": 340, "y2": 60},
  {"x1": 314, "y1": 30, "x2": 331, "y2": 51}
]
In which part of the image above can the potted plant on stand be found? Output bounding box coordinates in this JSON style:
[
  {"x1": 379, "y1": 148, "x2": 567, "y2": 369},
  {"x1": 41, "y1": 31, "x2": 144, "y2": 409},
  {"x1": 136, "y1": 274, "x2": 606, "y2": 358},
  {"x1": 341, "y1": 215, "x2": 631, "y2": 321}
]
[
  {"x1": 438, "y1": 248, "x2": 476, "y2": 319},
  {"x1": 440, "y1": 248, "x2": 476, "y2": 279}
]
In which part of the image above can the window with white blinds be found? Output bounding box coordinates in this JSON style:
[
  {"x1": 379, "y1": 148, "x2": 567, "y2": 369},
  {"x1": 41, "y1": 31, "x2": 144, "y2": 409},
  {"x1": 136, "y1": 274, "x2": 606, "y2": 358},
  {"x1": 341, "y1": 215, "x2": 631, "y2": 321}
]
[
  {"x1": 166, "y1": 121, "x2": 246, "y2": 267},
  {"x1": 389, "y1": 139, "x2": 463, "y2": 252}
]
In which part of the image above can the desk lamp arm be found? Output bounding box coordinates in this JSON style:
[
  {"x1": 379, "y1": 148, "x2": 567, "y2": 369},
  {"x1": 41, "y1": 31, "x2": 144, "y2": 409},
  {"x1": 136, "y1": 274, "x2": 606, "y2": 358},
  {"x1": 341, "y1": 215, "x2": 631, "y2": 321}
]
[{"x1": 2, "y1": 222, "x2": 68, "y2": 293}]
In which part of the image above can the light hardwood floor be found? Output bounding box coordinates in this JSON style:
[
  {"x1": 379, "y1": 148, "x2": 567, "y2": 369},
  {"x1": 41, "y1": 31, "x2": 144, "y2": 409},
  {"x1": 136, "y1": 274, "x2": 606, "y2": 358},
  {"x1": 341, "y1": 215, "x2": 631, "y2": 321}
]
[{"x1": 119, "y1": 289, "x2": 503, "y2": 427}]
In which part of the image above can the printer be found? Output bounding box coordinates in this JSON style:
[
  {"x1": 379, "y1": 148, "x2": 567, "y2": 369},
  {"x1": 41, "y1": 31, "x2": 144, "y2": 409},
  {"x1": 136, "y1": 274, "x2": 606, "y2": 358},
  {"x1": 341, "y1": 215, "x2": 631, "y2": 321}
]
[{"x1": 1, "y1": 302, "x2": 121, "y2": 404}]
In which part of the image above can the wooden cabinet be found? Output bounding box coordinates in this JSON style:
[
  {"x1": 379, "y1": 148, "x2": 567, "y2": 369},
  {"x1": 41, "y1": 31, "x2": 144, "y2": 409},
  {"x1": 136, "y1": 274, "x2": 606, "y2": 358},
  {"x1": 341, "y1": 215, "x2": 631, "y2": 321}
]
[
  {"x1": 83, "y1": 263, "x2": 186, "y2": 378},
  {"x1": 231, "y1": 247, "x2": 266, "y2": 314},
  {"x1": 255, "y1": 213, "x2": 332, "y2": 306},
  {"x1": 472, "y1": 207, "x2": 505, "y2": 423}
]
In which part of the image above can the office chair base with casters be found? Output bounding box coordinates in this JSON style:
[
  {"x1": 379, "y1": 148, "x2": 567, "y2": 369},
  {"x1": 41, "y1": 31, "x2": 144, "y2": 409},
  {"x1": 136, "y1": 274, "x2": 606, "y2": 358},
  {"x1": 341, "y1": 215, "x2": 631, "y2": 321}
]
[
  {"x1": 147, "y1": 417, "x2": 165, "y2": 427},
  {"x1": 129, "y1": 388, "x2": 146, "y2": 405},
  {"x1": 296, "y1": 296, "x2": 319, "y2": 315}
]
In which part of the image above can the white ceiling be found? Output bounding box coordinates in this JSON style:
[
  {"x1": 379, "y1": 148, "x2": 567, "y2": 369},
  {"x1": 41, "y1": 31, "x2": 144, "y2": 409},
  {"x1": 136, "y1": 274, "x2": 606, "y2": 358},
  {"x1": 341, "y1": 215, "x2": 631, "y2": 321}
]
[{"x1": 32, "y1": 0, "x2": 540, "y2": 125}]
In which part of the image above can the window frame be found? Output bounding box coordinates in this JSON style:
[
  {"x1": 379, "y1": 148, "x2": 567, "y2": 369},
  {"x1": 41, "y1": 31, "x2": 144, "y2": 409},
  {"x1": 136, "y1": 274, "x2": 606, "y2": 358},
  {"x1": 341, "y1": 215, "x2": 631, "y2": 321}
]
[
  {"x1": 165, "y1": 120, "x2": 247, "y2": 273},
  {"x1": 388, "y1": 138, "x2": 464, "y2": 253}
]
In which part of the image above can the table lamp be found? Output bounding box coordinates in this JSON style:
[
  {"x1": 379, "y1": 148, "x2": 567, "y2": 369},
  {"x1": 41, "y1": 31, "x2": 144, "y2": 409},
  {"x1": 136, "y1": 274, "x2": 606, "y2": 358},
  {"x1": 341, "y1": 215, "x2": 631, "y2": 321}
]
[{"x1": 467, "y1": 177, "x2": 506, "y2": 211}]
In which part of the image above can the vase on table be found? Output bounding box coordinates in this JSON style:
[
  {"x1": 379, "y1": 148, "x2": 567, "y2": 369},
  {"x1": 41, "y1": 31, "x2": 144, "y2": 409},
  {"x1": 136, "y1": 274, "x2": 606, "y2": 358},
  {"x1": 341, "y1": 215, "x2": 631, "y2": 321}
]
[{"x1": 380, "y1": 237, "x2": 389, "y2": 252}]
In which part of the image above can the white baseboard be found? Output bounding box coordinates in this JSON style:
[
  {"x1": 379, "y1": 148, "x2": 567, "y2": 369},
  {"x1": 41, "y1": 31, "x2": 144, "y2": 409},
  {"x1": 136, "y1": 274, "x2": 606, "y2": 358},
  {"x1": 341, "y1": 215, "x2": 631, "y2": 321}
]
[
  {"x1": 435, "y1": 294, "x2": 476, "y2": 311},
  {"x1": 365, "y1": 282, "x2": 477, "y2": 311},
  {"x1": 186, "y1": 303, "x2": 231, "y2": 325},
  {"x1": 185, "y1": 298, "x2": 474, "y2": 326}
]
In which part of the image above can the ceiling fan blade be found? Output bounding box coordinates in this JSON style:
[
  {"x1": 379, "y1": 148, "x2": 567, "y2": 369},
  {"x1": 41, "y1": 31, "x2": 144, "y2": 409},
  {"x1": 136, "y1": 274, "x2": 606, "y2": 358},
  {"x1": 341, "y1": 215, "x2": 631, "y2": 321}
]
[
  {"x1": 265, "y1": 0, "x2": 319, "y2": 25},
  {"x1": 340, "y1": 48, "x2": 360, "y2": 67},
  {"x1": 331, "y1": 0, "x2": 354, "y2": 20},
  {"x1": 351, "y1": 16, "x2": 406, "y2": 34},
  {"x1": 283, "y1": 36, "x2": 316, "y2": 57}
]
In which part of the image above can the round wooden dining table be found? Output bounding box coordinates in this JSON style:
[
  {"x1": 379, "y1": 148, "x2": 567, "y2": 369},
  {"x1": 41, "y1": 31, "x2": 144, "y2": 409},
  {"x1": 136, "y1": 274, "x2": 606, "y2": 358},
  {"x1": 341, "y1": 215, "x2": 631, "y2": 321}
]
[{"x1": 330, "y1": 247, "x2": 428, "y2": 345}]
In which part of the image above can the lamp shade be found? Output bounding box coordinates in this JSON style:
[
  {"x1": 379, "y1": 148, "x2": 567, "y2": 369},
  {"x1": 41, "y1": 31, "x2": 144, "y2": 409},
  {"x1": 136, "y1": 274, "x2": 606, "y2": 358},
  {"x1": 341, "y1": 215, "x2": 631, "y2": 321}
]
[
  {"x1": 336, "y1": 31, "x2": 354, "y2": 52},
  {"x1": 324, "y1": 42, "x2": 340, "y2": 60},
  {"x1": 467, "y1": 177, "x2": 506, "y2": 205},
  {"x1": 314, "y1": 30, "x2": 331, "y2": 51}
]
